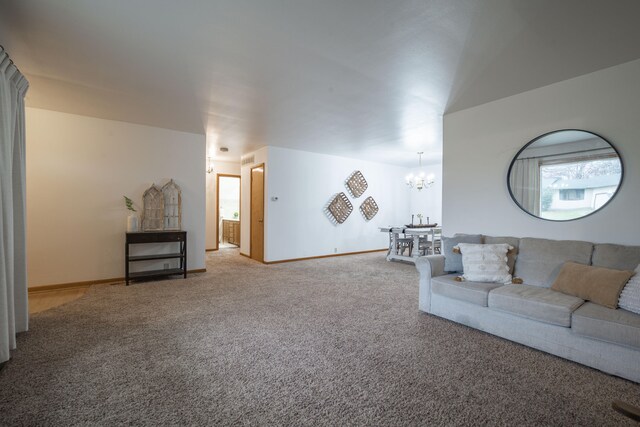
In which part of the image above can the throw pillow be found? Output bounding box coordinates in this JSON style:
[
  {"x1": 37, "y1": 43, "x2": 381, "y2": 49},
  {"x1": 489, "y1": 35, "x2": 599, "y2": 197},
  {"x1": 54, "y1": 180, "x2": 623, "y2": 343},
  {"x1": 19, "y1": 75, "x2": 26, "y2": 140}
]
[
  {"x1": 456, "y1": 243, "x2": 513, "y2": 284},
  {"x1": 551, "y1": 262, "x2": 634, "y2": 309},
  {"x1": 442, "y1": 234, "x2": 482, "y2": 272},
  {"x1": 483, "y1": 236, "x2": 520, "y2": 274},
  {"x1": 618, "y1": 265, "x2": 640, "y2": 314}
]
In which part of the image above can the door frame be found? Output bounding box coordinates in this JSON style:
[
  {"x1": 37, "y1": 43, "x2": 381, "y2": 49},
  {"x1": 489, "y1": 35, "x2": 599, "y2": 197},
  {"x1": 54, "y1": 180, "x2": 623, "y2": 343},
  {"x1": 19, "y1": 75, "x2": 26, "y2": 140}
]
[
  {"x1": 250, "y1": 163, "x2": 265, "y2": 262},
  {"x1": 215, "y1": 173, "x2": 241, "y2": 251}
]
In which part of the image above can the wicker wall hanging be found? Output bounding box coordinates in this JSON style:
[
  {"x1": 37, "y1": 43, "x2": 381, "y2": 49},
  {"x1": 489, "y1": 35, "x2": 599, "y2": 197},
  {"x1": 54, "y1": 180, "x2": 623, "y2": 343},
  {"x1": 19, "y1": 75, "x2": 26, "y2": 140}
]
[
  {"x1": 326, "y1": 192, "x2": 353, "y2": 224},
  {"x1": 162, "y1": 179, "x2": 182, "y2": 230},
  {"x1": 141, "y1": 184, "x2": 164, "y2": 231},
  {"x1": 359, "y1": 196, "x2": 379, "y2": 221},
  {"x1": 345, "y1": 170, "x2": 368, "y2": 198}
]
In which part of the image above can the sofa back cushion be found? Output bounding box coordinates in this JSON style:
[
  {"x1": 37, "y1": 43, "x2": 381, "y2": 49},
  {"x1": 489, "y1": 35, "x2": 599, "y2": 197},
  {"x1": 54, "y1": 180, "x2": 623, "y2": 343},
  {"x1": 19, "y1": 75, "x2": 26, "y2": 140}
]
[
  {"x1": 514, "y1": 238, "x2": 593, "y2": 287},
  {"x1": 483, "y1": 236, "x2": 520, "y2": 274},
  {"x1": 591, "y1": 243, "x2": 640, "y2": 271}
]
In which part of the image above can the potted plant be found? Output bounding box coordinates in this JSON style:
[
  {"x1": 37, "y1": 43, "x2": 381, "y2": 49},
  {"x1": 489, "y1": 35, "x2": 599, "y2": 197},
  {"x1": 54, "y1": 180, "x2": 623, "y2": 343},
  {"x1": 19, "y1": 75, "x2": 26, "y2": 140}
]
[{"x1": 124, "y1": 196, "x2": 139, "y2": 232}]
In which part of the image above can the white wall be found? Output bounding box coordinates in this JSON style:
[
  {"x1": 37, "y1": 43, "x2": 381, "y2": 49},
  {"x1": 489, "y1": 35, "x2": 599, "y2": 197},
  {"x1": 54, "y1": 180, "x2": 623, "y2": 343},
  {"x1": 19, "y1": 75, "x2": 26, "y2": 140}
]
[
  {"x1": 263, "y1": 146, "x2": 410, "y2": 262},
  {"x1": 443, "y1": 59, "x2": 640, "y2": 245},
  {"x1": 26, "y1": 108, "x2": 206, "y2": 287},
  {"x1": 205, "y1": 161, "x2": 241, "y2": 250}
]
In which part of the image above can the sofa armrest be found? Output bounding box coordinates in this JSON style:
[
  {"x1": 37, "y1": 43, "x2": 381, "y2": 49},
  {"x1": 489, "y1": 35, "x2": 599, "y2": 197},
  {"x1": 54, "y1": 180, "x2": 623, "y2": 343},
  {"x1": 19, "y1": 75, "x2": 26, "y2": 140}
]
[
  {"x1": 415, "y1": 255, "x2": 446, "y2": 313},
  {"x1": 416, "y1": 255, "x2": 446, "y2": 277}
]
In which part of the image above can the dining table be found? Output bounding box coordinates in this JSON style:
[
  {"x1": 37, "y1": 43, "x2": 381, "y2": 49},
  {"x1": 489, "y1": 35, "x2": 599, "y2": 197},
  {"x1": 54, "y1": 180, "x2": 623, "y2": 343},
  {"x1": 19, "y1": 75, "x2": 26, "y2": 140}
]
[{"x1": 379, "y1": 226, "x2": 442, "y2": 263}]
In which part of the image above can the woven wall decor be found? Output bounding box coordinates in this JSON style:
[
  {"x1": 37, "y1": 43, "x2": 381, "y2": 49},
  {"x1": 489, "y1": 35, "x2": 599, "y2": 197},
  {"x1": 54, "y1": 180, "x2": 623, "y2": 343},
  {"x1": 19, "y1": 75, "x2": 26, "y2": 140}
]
[
  {"x1": 141, "y1": 184, "x2": 164, "y2": 231},
  {"x1": 359, "y1": 196, "x2": 379, "y2": 221},
  {"x1": 162, "y1": 179, "x2": 182, "y2": 230},
  {"x1": 327, "y1": 192, "x2": 353, "y2": 224},
  {"x1": 345, "y1": 171, "x2": 368, "y2": 198}
]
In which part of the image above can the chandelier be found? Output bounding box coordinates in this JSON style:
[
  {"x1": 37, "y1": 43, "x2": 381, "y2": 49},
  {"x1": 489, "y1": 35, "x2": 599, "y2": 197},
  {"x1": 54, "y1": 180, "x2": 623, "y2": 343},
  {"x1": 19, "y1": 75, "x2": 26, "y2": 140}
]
[
  {"x1": 206, "y1": 157, "x2": 214, "y2": 174},
  {"x1": 405, "y1": 152, "x2": 435, "y2": 191}
]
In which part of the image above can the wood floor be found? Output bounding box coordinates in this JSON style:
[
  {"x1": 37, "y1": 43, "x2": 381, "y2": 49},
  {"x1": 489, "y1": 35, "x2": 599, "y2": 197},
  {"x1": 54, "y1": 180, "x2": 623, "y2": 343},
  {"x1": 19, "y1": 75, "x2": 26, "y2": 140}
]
[{"x1": 29, "y1": 287, "x2": 89, "y2": 314}]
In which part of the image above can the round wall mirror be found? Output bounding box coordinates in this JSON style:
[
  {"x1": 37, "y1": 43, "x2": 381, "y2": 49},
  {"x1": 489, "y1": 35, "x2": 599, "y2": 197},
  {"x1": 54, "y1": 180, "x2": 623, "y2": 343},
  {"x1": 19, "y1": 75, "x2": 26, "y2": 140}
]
[{"x1": 508, "y1": 129, "x2": 623, "y2": 221}]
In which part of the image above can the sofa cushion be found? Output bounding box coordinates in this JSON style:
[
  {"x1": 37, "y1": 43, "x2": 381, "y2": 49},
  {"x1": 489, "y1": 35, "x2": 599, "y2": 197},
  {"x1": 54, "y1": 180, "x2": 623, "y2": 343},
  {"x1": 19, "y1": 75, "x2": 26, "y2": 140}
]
[
  {"x1": 456, "y1": 243, "x2": 513, "y2": 284},
  {"x1": 432, "y1": 274, "x2": 504, "y2": 307},
  {"x1": 442, "y1": 234, "x2": 482, "y2": 273},
  {"x1": 591, "y1": 243, "x2": 640, "y2": 271},
  {"x1": 551, "y1": 262, "x2": 634, "y2": 309},
  {"x1": 488, "y1": 285, "x2": 584, "y2": 327},
  {"x1": 571, "y1": 302, "x2": 640, "y2": 350},
  {"x1": 483, "y1": 236, "x2": 520, "y2": 274},
  {"x1": 513, "y1": 238, "x2": 593, "y2": 287},
  {"x1": 619, "y1": 265, "x2": 640, "y2": 315}
]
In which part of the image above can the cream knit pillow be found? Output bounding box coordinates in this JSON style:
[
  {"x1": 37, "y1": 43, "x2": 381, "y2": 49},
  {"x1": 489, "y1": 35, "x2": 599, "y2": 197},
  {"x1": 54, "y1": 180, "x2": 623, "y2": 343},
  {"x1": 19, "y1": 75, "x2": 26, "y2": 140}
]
[
  {"x1": 456, "y1": 243, "x2": 513, "y2": 284},
  {"x1": 618, "y1": 265, "x2": 640, "y2": 314}
]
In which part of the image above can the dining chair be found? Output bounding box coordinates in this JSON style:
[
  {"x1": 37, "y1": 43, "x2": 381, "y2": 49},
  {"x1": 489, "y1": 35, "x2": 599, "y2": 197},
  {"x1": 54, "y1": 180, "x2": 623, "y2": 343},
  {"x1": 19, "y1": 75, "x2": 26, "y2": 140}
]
[{"x1": 417, "y1": 229, "x2": 442, "y2": 256}]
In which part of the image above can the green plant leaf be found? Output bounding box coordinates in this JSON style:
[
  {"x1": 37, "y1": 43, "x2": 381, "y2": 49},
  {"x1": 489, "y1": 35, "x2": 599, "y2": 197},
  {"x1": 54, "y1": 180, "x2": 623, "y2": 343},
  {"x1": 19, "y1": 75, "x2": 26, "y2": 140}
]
[{"x1": 123, "y1": 195, "x2": 137, "y2": 212}]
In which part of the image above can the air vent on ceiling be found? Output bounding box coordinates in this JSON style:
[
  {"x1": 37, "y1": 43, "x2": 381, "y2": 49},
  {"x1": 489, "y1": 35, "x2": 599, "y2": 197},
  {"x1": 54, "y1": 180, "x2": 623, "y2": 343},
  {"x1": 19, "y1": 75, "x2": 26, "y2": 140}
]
[{"x1": 241, "y1": 155, "x2": 255, "y2": 166}]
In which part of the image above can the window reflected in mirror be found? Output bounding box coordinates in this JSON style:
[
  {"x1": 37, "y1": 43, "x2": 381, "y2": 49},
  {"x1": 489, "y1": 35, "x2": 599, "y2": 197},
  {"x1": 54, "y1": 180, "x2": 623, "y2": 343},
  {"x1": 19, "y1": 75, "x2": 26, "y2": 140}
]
[{"x1": 508, "y1": 130, "x2": 623, "y2": 221}]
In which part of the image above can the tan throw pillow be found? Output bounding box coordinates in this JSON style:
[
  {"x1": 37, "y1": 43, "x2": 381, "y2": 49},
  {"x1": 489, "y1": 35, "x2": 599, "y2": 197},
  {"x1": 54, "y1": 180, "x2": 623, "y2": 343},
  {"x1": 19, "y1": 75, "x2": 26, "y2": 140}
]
[{"x1": 551, "y1": 262, "x2": 634, "y2": 309}]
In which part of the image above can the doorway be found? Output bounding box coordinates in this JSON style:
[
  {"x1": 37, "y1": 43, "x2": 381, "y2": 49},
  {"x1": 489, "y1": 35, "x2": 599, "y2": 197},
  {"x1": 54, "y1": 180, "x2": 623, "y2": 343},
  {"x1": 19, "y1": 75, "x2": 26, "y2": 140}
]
[
  {"x1": 216, "y1": 174, "x2": 241, "y2": 250},
  {"x1": 250, "y1": 164, "x2": 265, "y2": 262}
]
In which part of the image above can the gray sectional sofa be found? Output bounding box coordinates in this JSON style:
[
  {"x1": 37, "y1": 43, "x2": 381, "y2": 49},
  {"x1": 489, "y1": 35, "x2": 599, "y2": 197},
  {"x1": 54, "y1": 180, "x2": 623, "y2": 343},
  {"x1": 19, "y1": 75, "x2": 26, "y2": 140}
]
[{"x1": 416, "y1": 236, "x2": 640, "y2": 383}]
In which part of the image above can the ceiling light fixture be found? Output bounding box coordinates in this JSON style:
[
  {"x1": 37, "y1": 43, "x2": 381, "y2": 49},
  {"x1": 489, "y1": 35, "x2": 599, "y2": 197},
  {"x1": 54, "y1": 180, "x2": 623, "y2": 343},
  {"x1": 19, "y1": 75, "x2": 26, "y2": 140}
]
[{"x1": 405, "y1": 152, "x2": 435, "y2": 191}]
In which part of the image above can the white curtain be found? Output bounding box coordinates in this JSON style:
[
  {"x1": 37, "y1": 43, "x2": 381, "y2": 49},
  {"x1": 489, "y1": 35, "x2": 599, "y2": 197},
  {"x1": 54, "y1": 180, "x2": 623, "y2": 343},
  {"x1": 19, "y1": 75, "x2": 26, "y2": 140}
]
[
  {"x1": 0, "y1": 47, "x2": 29, "y2": 365},
  {"x1": 510, "y1": 158, "x2": 540, "y2": 216}
]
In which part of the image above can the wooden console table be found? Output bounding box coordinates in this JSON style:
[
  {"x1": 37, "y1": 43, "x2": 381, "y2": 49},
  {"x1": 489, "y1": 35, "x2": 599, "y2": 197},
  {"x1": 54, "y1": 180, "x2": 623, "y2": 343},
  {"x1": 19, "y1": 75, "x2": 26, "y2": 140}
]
[{"x1": 125, "y1": 231, "x2": 187, "y2": 285}]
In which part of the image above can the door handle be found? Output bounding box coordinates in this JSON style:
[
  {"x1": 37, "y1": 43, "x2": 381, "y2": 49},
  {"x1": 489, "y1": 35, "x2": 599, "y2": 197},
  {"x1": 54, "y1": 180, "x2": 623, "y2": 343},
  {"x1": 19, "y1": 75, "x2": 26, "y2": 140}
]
[{"x1": 258, "y1": 219, "x2": 263, "y2": 223}]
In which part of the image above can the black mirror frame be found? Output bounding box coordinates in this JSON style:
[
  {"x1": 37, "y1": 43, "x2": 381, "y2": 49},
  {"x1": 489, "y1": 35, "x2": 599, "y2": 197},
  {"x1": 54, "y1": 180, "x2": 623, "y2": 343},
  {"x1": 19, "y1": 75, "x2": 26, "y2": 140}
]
[{"x1": 507, "y1": 129, "x2": 624, "y2": 222}]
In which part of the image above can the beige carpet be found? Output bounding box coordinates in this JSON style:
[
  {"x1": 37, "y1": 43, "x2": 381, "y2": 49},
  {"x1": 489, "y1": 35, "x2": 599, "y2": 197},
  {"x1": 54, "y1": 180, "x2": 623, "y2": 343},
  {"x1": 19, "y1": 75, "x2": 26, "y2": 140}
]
[{"x1": 1, "y1": 249, "x2": 638, "y2": 425}]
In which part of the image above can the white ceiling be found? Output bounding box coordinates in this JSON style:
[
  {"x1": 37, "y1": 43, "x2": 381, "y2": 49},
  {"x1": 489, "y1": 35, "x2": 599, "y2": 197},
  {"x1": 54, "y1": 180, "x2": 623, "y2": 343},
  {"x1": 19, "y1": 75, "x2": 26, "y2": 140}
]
[{"x1": 2, "y1": 0, "x2": 640, "y2": 166}]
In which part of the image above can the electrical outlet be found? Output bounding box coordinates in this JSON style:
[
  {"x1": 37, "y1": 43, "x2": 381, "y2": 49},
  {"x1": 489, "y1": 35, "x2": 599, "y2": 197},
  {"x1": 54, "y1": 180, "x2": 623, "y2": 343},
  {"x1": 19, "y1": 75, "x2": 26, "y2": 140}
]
[{"x1": 164, "y1": 263, "x2": 169, "y2": 270}]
